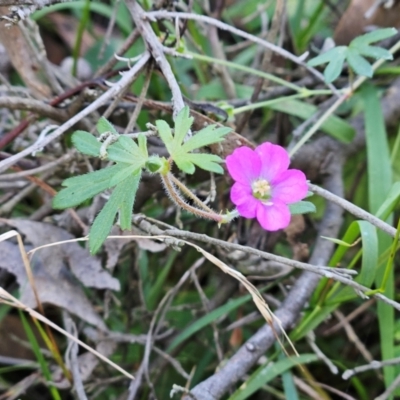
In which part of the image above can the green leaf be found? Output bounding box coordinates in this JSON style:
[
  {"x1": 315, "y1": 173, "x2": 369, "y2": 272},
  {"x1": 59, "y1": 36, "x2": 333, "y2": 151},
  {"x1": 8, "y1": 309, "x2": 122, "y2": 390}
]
[
  {"x1": 376, "y1": 182, "x2": 400, "y2": 220},
  {"x1": 157, "y1": 108, "x2": 230, "y2": 174},
  {"x1": 307, "y1": 46, "x2": 347, "y2": 67},
  {"x1": 182, "y1": 125, "x2": 231, "y2": 153},
  {"x1": 156, "y1": 119, "x2": 173, "y2": 151},
  {"x1": 97, "y1": 116, "x2": 119, "y2": 135},
  {"x1": 109, "y1": 165, "x2": 140, "y2": 187},
  {"x1": 323, "y1": 52, "x2": 347, "y2": 83},
  {"x1": 167, "y1": 295, "x2": 251, "y2": 352},
  {"x1": 72, "y1": 130, "x2": 101, "y2": 157},
  {"x1": 137, "y1": 133, "x2": 148, "y2": 158},
  {"x1": 89, "y1": 171, "x2": 141, "y2": 253},
  {"x1": 53, "y1": 163, "x2": 130, "y2": 209},
  {"x1": 351, "y1": 28, "x2": 397, "y2": 47},
  {"x1": 346, "y1": 49, "x2": 373, "y2": 77},
  {"x1": 174, "y1": 158, "x2": 195, "y2": 174},
  {"x1": 145, "y1": 155, "x2": 165, "y2": 173},
  {"x1": 19, "y1": 311, "x2": 62, "y2": 400},
  {"x1": 356, "y1": 45, "x2": 393, "y2": 61},
  {"x1": 173, "y1": 106, "x2": 194, "y2": 145},
  {"x1": 307, "y1": 28, "x2": 397, "y2": 83},
  {"x1": 107, "y1": 136, "x2": 148, "y2": 168},
  {"x1": 289, "y1": 201, "x2": 316, "y2": 215},
  {"x1": 185, "y1": 153, "x2": 224, "y2": 174},
  {"x1": 228, "y1": 354, "x2": 318, "y2": 400},
  {"x1": 268, "y1": 99, "x2": 355, "y2": 143},
  {"x1": 363, "y1": 84, "x2": 394, "y2": 389}
]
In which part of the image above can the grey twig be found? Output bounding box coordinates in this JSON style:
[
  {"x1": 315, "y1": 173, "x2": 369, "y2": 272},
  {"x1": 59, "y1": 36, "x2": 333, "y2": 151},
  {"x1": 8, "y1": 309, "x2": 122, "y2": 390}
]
[
  {"x1": 126, "y1": 1, "x2": 186, "y2": 120},
  {"x1": 309, "y1": 183, "x2": 397, "y2": 238},
  {"x1": 63, "y1": 312, "x2": 88, "y2": 400},
  {"x1": 0, "y1": 96, "x2": 69, "y2": 121},
  {"x1": 0, "y1": 151, "x2": 74, "y2": 180},
  {"x1": 0, "y1": 51, "x2": 151, "y2": 173},
  {"x1": 343, "y1": 357, "x2": 400, "y2": 380}
]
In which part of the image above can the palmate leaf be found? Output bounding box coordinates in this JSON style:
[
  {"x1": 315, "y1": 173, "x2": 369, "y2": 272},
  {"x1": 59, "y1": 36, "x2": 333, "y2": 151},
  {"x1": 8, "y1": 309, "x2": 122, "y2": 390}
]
[
  {"x1": 54, "y1": 116, "x2": 149, "y2": 254},
  {"x1": 173, "y1": 106, "x2": 193, "y2": 145},
  {"x1": 185, "y1": 153, "x2": 225, "y2": 174},
  {"x1": 182, "y1": 125, "x2": 231, "y2": 153},
  {"x1": 351, "y1": 27, "x2": 397, "y2": 47},
  {"x1": 107, "y1": 135, "x2": 148, "y2": 168},
  {"x1": 53, "y1": 163, "x2": 131, "y2": 209},
  {"x1": 346, "y1": 49, "x2": 373, "y2": 77},
  {"x1": 307, "y1": 28, "x2": 397, "y2": 83},
  {"x1": 156, "y1": 106, "x2": 231, "y2": 174},
  {"x1": 89, "y1": 171, "x2": 141, "y2": 254}
]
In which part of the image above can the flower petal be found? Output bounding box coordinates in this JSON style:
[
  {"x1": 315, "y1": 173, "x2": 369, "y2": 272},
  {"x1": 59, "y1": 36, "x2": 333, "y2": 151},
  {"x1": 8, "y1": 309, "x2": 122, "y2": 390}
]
[
  {"x1": 237, "y1": 197, "x2": 258, "y2": 218},
  {"x1": 231, "y1": 182, "x2": 252, "y2": 206},
  {"x1": 256, "y1": 199, "x2": 291, "y2": 231},
  {"x1": 226, "y1": 147, "x2": 261, "y2": 185},
  {"x1": 271, "y1": 169, "x2": 308, "y2": 204},
  {"x1": 256, "y1": 142, "x2": 290, "y2": 181}
]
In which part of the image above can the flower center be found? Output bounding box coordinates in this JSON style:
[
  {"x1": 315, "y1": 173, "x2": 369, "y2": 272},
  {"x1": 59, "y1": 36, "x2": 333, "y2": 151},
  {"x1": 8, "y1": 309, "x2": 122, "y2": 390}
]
[{"x1": 252, "y1": 179, "x2": 271, "y2": 201}]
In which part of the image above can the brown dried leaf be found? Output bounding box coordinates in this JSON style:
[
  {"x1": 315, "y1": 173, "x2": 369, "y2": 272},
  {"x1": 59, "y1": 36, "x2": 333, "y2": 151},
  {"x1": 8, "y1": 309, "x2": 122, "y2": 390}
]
[
  {"x1": 2, "y1": 219, "x2": 120, "y2": 291},
  {"x1": 0, "y1": 240, "x2": 106, "y2": 329}
]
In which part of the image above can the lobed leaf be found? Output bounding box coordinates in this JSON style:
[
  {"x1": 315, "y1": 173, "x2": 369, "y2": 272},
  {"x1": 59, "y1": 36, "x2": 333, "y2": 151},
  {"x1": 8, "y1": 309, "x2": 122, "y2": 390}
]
[
  {"x1": 187, "y1": 153, "x2": 224, "y2": 174},
  {"x1": 53, "y1": 164, "x2": 130, "y2": 209},
  {"x1": 107, "y1": 136, "x2": 148, "y2": 168},
  {"x1": 323, "y1": 52, "x2": 347, "y2": 83},
  {"x1": 351, "y1": 27, "x2": 397, "y2": 47},
  {"x1": 89, "y1": 171, "x2": 141, "y2": 253},
  {"x1": 72, "y1": 130, "x2": 101, "y2": 157},
  {"x1": 182, "y1": 125, "x2": 231, "y2": 153},
  {"x1": 109, "y1": 165, "x2": 140, "y2": 187},
  {"x1": 307, "y1": 46, "x2": 347, "y2": 67},
  {"x1": 156, "y1": 119, "x2": 173, "y2": 152},
  {"x1": 346, "y1": 49, "x2": 373, "y2": 77},
  {"x1": 307, "y1": 47, "x2": 347, "y2": 83},
  {"x1": 137, "y1": 133, "x2": 148, "y2": 158},
  {"x1": 174, "y1": 158, "x2": 195, "y2": 175},
  {"x1": 173, "y1": 106, "x2": 194, "y2": 145},
  {"x1": 355, "y1": 45, "x2": 393, "y2": 61}
]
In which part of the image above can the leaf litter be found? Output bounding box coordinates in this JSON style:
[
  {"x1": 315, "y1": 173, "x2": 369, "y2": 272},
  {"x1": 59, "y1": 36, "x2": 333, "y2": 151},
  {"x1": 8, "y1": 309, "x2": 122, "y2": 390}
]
[{"x1": 0, "y1": 219, "x2": 120, "y2": 329}]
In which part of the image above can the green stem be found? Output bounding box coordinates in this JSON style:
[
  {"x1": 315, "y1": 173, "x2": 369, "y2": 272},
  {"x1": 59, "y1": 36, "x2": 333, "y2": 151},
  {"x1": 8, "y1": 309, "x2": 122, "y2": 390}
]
[
  {"x1": 72, "y1": 0, "x2": 91, "y2": 77},
  {"x1": 378, "y1": 217, "x2": 400, "y2": 293},
  {"x1": 169, "y1": 173, "x2": 215, "y2": 213},
  {"x1": 233, "y1": 91, "x2": 332, "y2": 115},
  {"x1": 187, "y1": 51, "x2": 305, "y2": 93},
  {"x1": 162, "y1": 173, "x2": 224, "y2": 222}
]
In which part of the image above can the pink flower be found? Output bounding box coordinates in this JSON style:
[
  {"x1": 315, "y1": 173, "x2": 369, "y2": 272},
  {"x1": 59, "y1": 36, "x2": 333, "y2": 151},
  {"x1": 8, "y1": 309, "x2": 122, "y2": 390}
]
[{"x1": 226, "y1": 143, "x2": 308, "y2": 231}]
